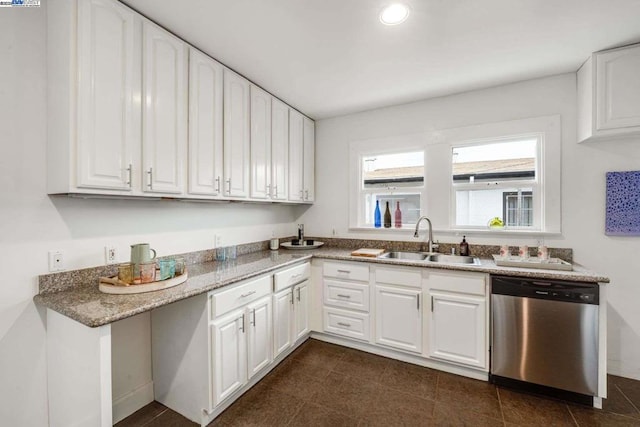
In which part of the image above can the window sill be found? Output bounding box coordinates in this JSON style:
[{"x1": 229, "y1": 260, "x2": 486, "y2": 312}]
[{"x1": 349, "y1": 226, "x2": 561, "y2": 237}]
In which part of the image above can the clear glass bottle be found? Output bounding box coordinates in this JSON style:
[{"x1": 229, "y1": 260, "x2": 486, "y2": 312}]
[
  {"x1": 374, "y1": 200, "x2": 382, "y2": 228},
  {"x1": 394, "y1": 201, "x2": 402, "y2": 228}
]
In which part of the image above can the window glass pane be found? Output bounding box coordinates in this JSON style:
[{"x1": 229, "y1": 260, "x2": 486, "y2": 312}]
[
  {"x1": 452, "y1": 139, "x2": 536, "y2": 183},
  {"x1": 455, "y1": 188, "x2": 532, "y2": 227},
  {"x1": 365, "y1": 193, "x2": 421, "y2": 226},
  {"x1": 363, "y1": 152, "x2": 424, "y2": 189}
]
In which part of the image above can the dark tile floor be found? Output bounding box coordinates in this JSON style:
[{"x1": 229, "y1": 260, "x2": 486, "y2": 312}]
[{"x1": 116, "y1": 339, "x2": 640, "y2": 427}]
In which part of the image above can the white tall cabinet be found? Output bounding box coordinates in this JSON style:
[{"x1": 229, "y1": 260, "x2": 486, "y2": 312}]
[
  {"x1": 141, "y1": 22, "x2": 188, "y2": 194},
  {"x1": 223, "y1": 70, "x2": 251, "y2": 198},
  {"x1": 288, "y1": 110, "x2": 315, "y2": 202},
  {"x1": 250, "y1": 85, "x2": 272, "y2": 199},
  {"x1": 270, "y1": 99, "x2": 289, "y2": 200},
  {"x1": 188, "y1": 48, "x2": 224, "y2": 196}
]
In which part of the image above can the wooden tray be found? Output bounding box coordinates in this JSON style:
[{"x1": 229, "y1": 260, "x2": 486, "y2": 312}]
[
  {"x1": 99, "y1": 272, "x2": 188, "y2": 294},
  {"x1": 492, "y1": 255, "x2": 573, "y2": 271}
]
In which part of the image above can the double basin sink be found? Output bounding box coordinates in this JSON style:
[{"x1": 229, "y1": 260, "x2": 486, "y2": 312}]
[{"x1": 378, "y1": 251, "x2": 481, "y2": 265}]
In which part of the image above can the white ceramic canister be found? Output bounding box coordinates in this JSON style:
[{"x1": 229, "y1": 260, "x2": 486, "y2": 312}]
[{"x1": 270, "y1": 238, "x2": 279, "y2": 251}]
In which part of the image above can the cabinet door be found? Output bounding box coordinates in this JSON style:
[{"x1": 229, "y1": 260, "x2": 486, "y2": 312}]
[
  {"x1": 77, "y1": 0, "x2": 139, "y2": 191},
  {"x1": 596, "y1": 45, "x2": 640, "y2": 131},
  {"x1": 188, "y1": 48, "x2": 223, "y2": 196},
  {"x1": 288, "y1": 109, "x2": 304, "y2": 201},
  {"x1": 271, "y1": 99, "x2": 289, "y2": 200},
  {"x1": 223, "y1": 69, "x2": 250, "y2": 198},
  {"x1": 302, "y1": 117, "x2": 315, "y2": 202},
  {"x1": 428, "y1": 291, "x2": 486, "y2": 369},
  {"x1": 375, "y1": 285, "x2": 422, "y2": 353},
  {"x1": 250, "y1": 85, "x2": 272, "y2": 199},
  {"x1": 211, "y1": 309, "x2": 246, "y2": 406},
  {"x1": 246, "y1": 296, "x2": 272, "y2": 379},
  {"x1": 272, "y1": 288, "x2": 293, "y2": 358},
  {"x1": 142, "y1": 21, "x2": 187, "y2": 194},
  {"x1": 294, "y1": 281, "x2": 310, "y2": 341}
]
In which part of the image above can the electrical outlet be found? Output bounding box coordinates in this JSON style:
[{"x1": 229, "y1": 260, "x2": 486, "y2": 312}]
[
  {"x1": 214, "y1": 234, "x2": 222, "y2": 248},
  {"x1": 48, "y1": 250, "x2": 64, "y2": 272},
  {"x1": 105, "y1": 246, "x2": 118, "y2": 265}
]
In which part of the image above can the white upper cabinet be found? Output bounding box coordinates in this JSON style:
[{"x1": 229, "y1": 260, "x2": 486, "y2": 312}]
[
  {"x1": 188, "y1": 48, "x2": 224, "y2": 196},
  {"x1": 303, "y1": 117, "x2": 315, "y2": 202},
  {"x1": 223, "y1": 70, "x2": 251, "y2": 198},
  {"x1": 77, "y1": 0, "x2": 140, "y2": 191},
  {"x1": 142, "y1": 21, "x2": 188, "y2": 194},
  {"x1": 288, "y1": 109, "x2": 304, "y2": 201},
  {"x1": 578, "y1": 43, "x2": 640, "y2": 142},
  {"x1": 271, "y1": 99, "x2": 289, "y2": 201},
  {"x1": 250, "y1": 85, "x2": 272, "y2": 199}
]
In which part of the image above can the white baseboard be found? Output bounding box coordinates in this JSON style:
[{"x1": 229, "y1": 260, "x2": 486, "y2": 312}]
[{"x1": 112, "y1": 381, "x2": 154, "y2": 424}]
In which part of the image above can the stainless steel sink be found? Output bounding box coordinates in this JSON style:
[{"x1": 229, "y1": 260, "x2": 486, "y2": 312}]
[
  {"x1": 378, "y1": 251, "x2": 429, "y2": 260},
  {"x1": 378, "y1": 251, "x2": 480, "y2": 265},
  {"x1": 426, "y1": 254, "x2": 480, "y2": 265}
]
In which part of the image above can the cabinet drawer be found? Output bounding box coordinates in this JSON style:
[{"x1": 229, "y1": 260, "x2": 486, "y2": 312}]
[
  {"x1": 375, "y1": 266, "x2": 422, "y2": 289},
  {"x1": 323, "y1": 279, "x2": 370, "y2": 312},
  {"x1": 428, "y1": 271, "x2": 486, "y2": 296},
  {"x1": 210, "y1": 275, "x2": 271, "y2": 318},
  {"x1": 323, "y1": 261, "x2": 369, "y2": 282},
  {"x1": 323, "y1": 307, "x2": 370, "y2": 341},
  {"x1": 274, "y1": 262, "x2": 310, "y2": 292}
]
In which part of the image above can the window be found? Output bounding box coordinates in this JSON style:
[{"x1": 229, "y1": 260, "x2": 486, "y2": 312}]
[
  {"x1": 451, "y1": 137, "x2": 540, "y2": 229},
  {"x1": 350, "y1": 135, "x2": 425, "y2": 229}
]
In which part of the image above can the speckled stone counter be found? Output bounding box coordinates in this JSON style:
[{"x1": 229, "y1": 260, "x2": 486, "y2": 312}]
[
  {"x1": 34, "y1": 246, "x2": 609, "y2": 329},
  {"x1": 34, "y1": 251, "x2": 312, "y2": 327}
]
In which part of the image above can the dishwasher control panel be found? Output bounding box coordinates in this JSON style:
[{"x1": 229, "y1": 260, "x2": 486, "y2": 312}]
[{"x1": 491, "y1": 276, "x2": 599, "y2": 305}]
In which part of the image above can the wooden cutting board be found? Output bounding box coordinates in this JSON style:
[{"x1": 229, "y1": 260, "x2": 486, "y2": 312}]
[{"x1": 351, "y1": 248, "x2": 385, "y2": 258}]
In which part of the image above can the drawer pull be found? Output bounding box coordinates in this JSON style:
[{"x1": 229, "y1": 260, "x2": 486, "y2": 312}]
[
  {"x1": 337, "y1": 294, "x2": 351, "y2": 299},
  {"x1": 337, "y1": 269, "x2": 351, "y2": 274},
  {"x1": 337, "y1": 322, "x2": 351, "y2": 328},
  {"x1": 240, "y1": 290, "x2": 257, "y2": 298},
  {"x1": 290, "y1": 273, "x2": 303, "y2": 281}
]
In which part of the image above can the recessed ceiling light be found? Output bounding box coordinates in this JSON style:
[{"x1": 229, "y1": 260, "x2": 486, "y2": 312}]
[{"x1": 379, "y1": 3, "x2": 410, "y2": 26}]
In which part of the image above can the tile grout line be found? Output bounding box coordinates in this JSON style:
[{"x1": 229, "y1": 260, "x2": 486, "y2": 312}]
[
  {"x1": 495, "y1": 387, "x2": 507, "y2": 426},
  {"x1": 139, "y1": 407, "x2": 169, "y2": 427},
  {"x1": 613, "y1": 382, "x2": 640, "y2": 417},
  {"x1": 565, "y1": 402, "x2": 580, "y2": 426}
]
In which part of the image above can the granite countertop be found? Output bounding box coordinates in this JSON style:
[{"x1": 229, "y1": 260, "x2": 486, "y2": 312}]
[{"x1": 34, "y1": 248, "x2": 609, "y2": 328}]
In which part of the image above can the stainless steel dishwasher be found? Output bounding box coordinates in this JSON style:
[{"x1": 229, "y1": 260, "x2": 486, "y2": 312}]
[{"x1": 491, "y1": 276, "x2": 599, "y2": 401}]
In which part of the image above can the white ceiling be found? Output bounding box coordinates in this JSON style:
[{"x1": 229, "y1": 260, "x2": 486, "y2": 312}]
[{"x1": 122, "y1": 0, "x2": 640, "y2": 119}]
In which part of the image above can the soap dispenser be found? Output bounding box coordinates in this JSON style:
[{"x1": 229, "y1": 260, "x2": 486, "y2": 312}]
[{"x1": 460, "y1": 235, "x2": 470, "y2": 256}]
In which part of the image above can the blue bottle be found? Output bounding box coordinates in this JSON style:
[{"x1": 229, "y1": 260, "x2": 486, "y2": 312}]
[{"x1": 374, "y1": 200, "x2": 382, "y2": 228}]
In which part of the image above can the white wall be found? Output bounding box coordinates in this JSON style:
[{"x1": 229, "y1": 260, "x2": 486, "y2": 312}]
[
  {"x1": 301, "y1": 73, "x2": 640, "y2": 380},
  {"x1": 0, "y1": 5, "x2": 302, "y2": 425}
]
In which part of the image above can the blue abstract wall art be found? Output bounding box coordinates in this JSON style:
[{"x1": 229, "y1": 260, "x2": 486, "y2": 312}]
[{"x1": 606, "y1": 171, "x2": 640, "y2": 236}]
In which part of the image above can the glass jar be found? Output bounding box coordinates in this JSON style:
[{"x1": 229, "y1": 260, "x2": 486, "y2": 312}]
[
  {"x1": 158, "y1": 259, "x2": 176, "y2": 280},
  {"x1": 139, "y1": 262, "x2": 156, "y2": 284}
]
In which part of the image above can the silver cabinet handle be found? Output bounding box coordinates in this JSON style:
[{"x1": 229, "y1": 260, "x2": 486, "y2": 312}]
[
  {"x1": 226, "y1": 178, "x2": 231, "y2": 194},
  {"x1": 337, "y1": 269, "x2": 351, "y2": 274},
  {"x1": 240, "y1": 290, "x2": 256, "y2": 298},
  {"x1": 299, "y1": 190, "x2": 303, "y2": 200},
  {"x1": 126, "y1": 164, "x2": 132, "y2": 187},
  {"x1": 215, "y1": 176, "x2": 221, "y2": 194},
  {"x1": 297, "y1": 287, "x2": 301, "y2": 301},
  {"x1": 337, "y1": 294, "x2": 351, "y2": 299},
  {"x1": 239, "y1": 315, "x2": 245, "y2": 333},
  {"x1": 290, "y1": 290, "x2": 294, "y2": 305},
  {"x1": 290, "y1": 273, "x2": 303, "y2": 282},
  {"x1": 416, "y1": 294, "x2": 420, "y2": 310},
  {"x1": 431, "y1": 296, "x2": 434, "y2": 312},
  {"x1": 250, "y1": 309, "x2": 256, "y2": 326},
  {"x1": 146, "y1": 167, "x2": 153, "y2": 189},
  {"x1": 305, "y1": 190, "x2": 309, "y2": 200},
  {"x1": 337, "y1": 322, "x2": 351, "y2": 328}
]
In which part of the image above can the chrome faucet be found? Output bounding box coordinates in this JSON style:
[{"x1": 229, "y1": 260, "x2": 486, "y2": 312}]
[
  {"x1": 414, "y1": 216, "x2": 437, "y2": 253},
  {"x1": 297, "y1": 224, "x2": 304, "y2": 242}
]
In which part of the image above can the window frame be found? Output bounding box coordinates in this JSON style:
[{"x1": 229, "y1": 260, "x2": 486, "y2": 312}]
[
  {"x1": 449, "y1": 134, "x2": 543, "y2": 231},
  {"x1": 349, "y1": 134, "x2": 426, "y2": 230}
]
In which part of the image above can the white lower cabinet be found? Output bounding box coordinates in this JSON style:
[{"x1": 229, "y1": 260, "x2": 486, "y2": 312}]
[
  {"x1": 375, "y1": 285, "x2": 422, "y2": 353},
  {"x1": 272, "y1": 280, "x2": 310, "y2": 358},
  {"x1": 246, "y1": 297, "x2": 273, "y2": 379},
  {"x1": 211, "y1": 309, "x2": 246, "y2": 406},
  {"x1": 294, "y1": 281, "x2": 310, "y2": 340},
  {"x1": 425, "y1": 270, "x2": 489, "y2": 370}
]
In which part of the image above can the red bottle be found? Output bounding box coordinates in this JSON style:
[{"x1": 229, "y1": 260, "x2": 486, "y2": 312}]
[{"x1": 394, "y1": 201, "x2": 402, "y2": 228}]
